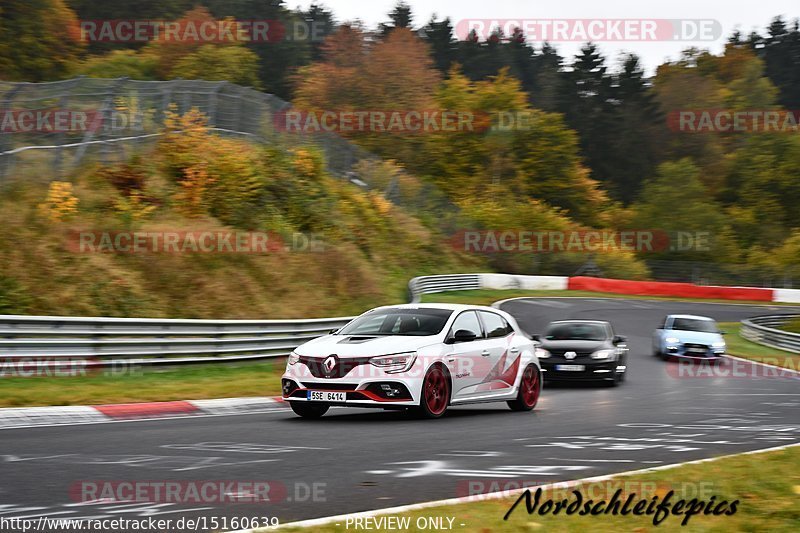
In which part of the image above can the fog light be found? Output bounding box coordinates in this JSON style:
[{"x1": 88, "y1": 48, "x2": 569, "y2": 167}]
[
  {"x1": 380, "y1": 384, "x2": 400, "y2": 397},
  {"x1": 282, "y1": 379, "x2": 298, "y2": 396}
]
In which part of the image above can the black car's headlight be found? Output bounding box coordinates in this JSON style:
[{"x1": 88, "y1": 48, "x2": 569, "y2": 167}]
[
  {"x1": 590, "y1": 349, "x2": 615, "y2": 360},
  {"x1": 535, "y1": 347, "x2": 551, "y2": 359}
]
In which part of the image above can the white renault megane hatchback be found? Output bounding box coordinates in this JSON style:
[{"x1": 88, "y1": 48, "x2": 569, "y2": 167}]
[{"x1": 281, "y1": 304, "x2": 543, "y2": 419}]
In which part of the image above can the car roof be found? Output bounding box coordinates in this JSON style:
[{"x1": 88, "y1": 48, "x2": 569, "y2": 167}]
[
  {"x1": 369, "y1": 303, "x2": 501, "y2": 313},
  {"x1": 667, "y1": 314, "x2": 715, "y2": 321},
  {"x1": 548, "y1": 319, "x2": 611, "y2": 325}
]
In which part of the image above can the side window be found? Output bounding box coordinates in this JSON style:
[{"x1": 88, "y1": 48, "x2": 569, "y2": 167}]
[
  {"x1": 480, "y1": 311, "x2": 513, "y2": 338},
  {"x1": 449, "y1": 311, "x2": 483, "y2": 340}
]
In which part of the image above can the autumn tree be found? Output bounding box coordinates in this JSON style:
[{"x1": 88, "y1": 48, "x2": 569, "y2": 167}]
[{"x1": 0, "y1": 0, "x2": 84, "y2": 81}]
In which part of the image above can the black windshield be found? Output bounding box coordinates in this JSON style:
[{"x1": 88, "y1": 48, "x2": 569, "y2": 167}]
[
  {"x1": 545, "y1": 322, "x2": 608, "y2": 341},
  {"x1": 338, "y1": 308, "x2": 453, "y2": 336},
  {"x1": 671, "y1": 318, "x2": 719, "y2": 333}
]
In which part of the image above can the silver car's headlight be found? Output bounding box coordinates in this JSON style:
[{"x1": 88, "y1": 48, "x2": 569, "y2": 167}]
[
  {"x1": 535, "y1": 347, "x2": 551, "y2": 359},
  {"x1": 712, "y1": 342, "x2": 726, "y2": 349},
  {"x1": 591, "y1": 349, "x2": 615, "y2": 360},
  {"x1": 665, "y1": 337, "x2": 680, "y2": 344},
  {"x1": 370, "y1": 352, "x2": 416, "y2": 373},
  {"x1": 287, "y1": 351, "x2": 300, "y2": 365}
]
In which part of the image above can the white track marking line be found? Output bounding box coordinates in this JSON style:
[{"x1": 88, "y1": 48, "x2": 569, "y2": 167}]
[
  {"x1": 723, "y1": 354, "x2": 800, "y2": 375},
  {"x1": 232, "y1": 442, "x2": 800, "y2": 532}
]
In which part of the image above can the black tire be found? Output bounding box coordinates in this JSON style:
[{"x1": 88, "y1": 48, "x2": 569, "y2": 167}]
[
  {"x1": 290, "y1": 402, "x2": 329, "y2": 419},
  {"x1": 413, "y1": 364, "x2": 450, "y2": 419},
  {"x1": 508, "y1": 365, "x2": 541, "y2": 411}
]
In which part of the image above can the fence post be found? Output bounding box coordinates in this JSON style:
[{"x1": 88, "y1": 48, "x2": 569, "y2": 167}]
[
  {"x1": 0, "y1": 85, "x2": 23, "y2": 181},
  {"x1": 207, "y1": 81, "x2": 227, "y2": 129},
  {"x1": 74, "y1": 77, "x2": 128, "y2": 168}
]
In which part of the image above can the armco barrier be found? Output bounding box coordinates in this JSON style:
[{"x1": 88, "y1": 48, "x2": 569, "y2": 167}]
[
  {"x1": 0, "y1": 315, "x2": 354, "y2": 366},
  {"x1": 567, "y1": 276, "x2": 775, "y2": 302},
  {"x1": 740, "y1": 315, "x2": 800, "y2": 353},
  {"x1": 774, "y1": 289, "x2": 800, "y2": 304},
  {"x1": 1, "y1": 273, "x2": 797, "y2": 367}
]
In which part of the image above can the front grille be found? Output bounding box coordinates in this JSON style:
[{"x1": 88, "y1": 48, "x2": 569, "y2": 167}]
[
  {"x1": 298, "y1": 355, "x2": 372, "y2": 378},
  {"x1": 301, "y1": 382, "x2": 358, "y2": 391},
  {"x1": 547, "y1": 350, "x2": 593, "y2": 359},
  {"x1": 684, "y1": 343, "x2": 710, "y2": 355}
]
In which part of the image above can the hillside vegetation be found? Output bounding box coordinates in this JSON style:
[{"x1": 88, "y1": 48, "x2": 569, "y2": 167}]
[{"x1": 0, "y1": 110, "x2": 479, "y2": 318}]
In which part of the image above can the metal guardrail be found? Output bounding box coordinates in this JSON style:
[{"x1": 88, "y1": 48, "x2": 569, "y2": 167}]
[
  {"x1": 740, "y1": 314, "x2": 800, "y2": 353},
  {"x1": 0, "y1": 274, "x2": 485, "y2": 367},
  {"x1": 3, "y1": 274, "x2": 797, "y2": 367},
  {"x1": 0, "y1": 315, "x2": 354, "y2": 366},
  {"x1": 408, "y1": 274, "x2": 482, "y2": 303}
]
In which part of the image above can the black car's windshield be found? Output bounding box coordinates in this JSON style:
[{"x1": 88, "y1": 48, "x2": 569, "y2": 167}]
[
  {"x1": 671, "y1": 318, "x2": 719, "y2": 333},
  {"x1": 337, "y1": 308, "x2": 453, "y2": 336},
  {"x1": 546, "y1": 322, "x2": 608, "y2": 341}
]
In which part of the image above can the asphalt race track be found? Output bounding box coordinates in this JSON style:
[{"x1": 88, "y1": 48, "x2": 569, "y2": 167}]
[{"x1": 2, "y1": 298, "x2": 799, "y2": 529}]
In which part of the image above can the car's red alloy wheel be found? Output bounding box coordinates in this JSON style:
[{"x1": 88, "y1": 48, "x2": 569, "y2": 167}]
[
  {"x1": 424, "y1": 366, "x2": 449, "y2": 415},
  {"x1": 521, "y1": 366, "x2": 540, "y2": 408}
]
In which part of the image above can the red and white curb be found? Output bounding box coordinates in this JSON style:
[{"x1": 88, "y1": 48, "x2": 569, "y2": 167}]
[{"x1": 0, "y1": 396, "x2": 285, "y2": 430}]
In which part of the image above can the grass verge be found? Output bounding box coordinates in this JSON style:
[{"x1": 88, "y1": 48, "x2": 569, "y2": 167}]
[
  {"x1": 280, "y1": 445, "x2": 800, "y2": 532},
  {"x1": 0, "y1": 359, "x2": 285, "y2": 408},
  {"x1": 721, "y1": 321, "x2": 800, "y2": 369}
]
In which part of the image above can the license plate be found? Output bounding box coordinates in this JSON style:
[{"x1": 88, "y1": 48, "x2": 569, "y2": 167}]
[
  {"x1": 555, "y1": 364, "x2": 585, "y2": 372},
  {"x1": 307, "y1": 391, "x2": 346, "y2": 402},
  {"x1": 687, "y1": 349, "x2": 707, "y2": 354}
]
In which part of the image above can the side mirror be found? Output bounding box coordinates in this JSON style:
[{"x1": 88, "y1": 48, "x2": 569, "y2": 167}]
[
  {"x1": 613, "y1": 335, "x2": 627, "y2": 344},
  {"x1": 719, "y1": 330, "x2": 727, "y2": 335},
  {"x1": 530, "y1": 333, "x2": 541, "y2": 342},
  {"x1": 449, "y1": 329, "x2": 477, "y2": 344}
]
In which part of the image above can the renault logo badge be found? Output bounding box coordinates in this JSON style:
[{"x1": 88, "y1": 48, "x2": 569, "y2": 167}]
[
  {"x1": 322, "y1": 355, "x2": 338, "y2": 377},
  {"x1": 565, "y1": 351, "x2": 577, "y2": 360}
]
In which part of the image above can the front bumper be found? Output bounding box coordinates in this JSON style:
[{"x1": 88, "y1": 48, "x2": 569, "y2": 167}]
[
  {"x1": 281, "y1": 377, "x2": 419, "y2": 407},
  {"x1": 539, "y1": 359, "x2": 624, "y2": 381},
  {"x1": 664, "y1": 344, "x2": 725, "y2": 359}
]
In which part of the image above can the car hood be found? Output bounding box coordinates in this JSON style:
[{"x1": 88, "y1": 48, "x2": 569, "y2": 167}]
[
  {"x1": 664, "y1": 330, "x2": 724, "y2": 345},
  {"x1": 538, "y1": 339, "x2": 610, "y2": 352},
  {"x1": 296, "y1": 334, "x2": 440, "y2": 358}
]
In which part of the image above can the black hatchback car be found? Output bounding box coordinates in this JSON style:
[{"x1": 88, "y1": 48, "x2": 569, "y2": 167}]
[{"x1": 533, "y1": 320, "x2": 628, "y2": 386}]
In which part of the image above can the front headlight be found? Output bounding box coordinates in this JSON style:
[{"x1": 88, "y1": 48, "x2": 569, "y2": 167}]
[
  {"x1": 665, "y1": 337, "x2": 680, "y2": 344},
  {"x1": 370, "y1": 352, "x2": 416, "y2": 373},
  {"x1": 535, "y1": 347, "x2": 551, "y2": 359},
  {"x1": 712, "y1": 342, "x2": 726, "y2": 349},
  {"x1": 591, "y1": 349, "x2": 615, "y2": 360},
  {"x1": 287, "y1": 351, "x2": 300, "y2": 365}
]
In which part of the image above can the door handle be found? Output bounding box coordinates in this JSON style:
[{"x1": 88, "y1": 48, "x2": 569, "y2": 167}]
[
  {"x1": 509, "y1": 348, "x2": 520, "y2": 354},
  {"x1": 481, "y1": 350, "x2": 491, "y2": 357}
]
